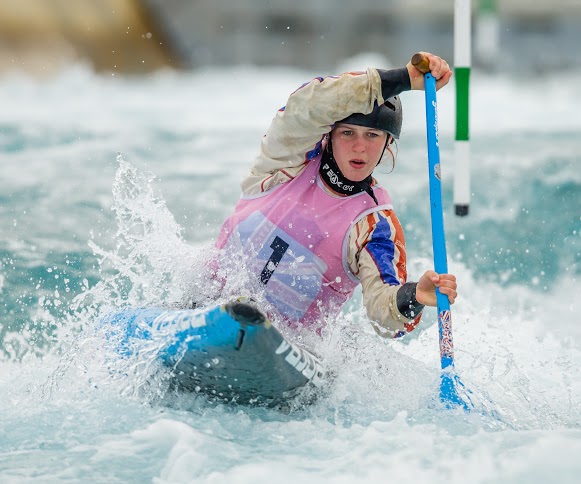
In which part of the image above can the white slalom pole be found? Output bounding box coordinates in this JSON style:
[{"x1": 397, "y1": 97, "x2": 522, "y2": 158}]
[{"x1": 454, "y1": 0, "x2": 471, "y2": 216}]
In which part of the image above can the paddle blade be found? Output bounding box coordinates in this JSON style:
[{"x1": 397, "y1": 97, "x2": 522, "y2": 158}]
[
  {"x1": 440, "y1": 371, "x2": 473, "y2": 411},
  {"x1": 439, "y1": 310, "x2": 472, "y2": 411}
]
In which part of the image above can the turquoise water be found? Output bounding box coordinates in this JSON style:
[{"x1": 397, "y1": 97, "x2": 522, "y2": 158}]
[{"x1": 1, "y1": 64, "x2": 580, "y2": 483}]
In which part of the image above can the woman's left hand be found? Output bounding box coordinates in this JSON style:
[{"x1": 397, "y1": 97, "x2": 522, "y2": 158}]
[{"x1": 415, "y1": 270, "x2": 457, "y2": 307}]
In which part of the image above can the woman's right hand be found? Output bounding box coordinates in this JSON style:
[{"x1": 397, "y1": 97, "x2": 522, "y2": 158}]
[{"x1": 406, "y1": 52, "x2": 452, "y2": 91}]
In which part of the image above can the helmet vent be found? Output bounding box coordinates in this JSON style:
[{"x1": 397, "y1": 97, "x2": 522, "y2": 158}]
[{"x1": 384, "y1": 100, "x2": 396, "y2": 111}]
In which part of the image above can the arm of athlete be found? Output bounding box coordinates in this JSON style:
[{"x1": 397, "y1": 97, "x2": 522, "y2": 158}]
[
  {"x1": 240, "y1": 52, "x2": 450, "y2": 196},
  {"x1": 348, "y1": 210, "x2": 457, "y2": 338},
  {"x1": 241, "y1": 66, "x2": 411, "y2": 195}
]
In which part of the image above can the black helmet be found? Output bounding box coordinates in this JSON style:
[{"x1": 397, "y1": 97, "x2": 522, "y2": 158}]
[{"x1": 337, "y1": 96, "x2": 402, "y2": 141}]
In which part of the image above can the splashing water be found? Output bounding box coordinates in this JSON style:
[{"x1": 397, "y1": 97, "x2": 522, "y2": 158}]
[{"x1": 0, "y1": 64, "x2": 580, "y2": 483}]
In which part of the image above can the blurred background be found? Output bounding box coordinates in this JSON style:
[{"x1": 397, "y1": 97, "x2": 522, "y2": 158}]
[
  {"x1": 1, "y1": 0, "x2": 580, "y2": 76},
  {"x1": 1, "y1": 4, "x2": 580, "y2": 481}
]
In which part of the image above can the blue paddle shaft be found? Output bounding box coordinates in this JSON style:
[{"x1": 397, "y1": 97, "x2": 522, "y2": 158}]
[{"x1": 424, "y1": 73, "x2": 455, "y2": 370}]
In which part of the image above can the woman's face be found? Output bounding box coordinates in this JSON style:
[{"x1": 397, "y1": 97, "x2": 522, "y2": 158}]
[{"x1": 330, "y1": 123, "x2": 389, "y2": 182}]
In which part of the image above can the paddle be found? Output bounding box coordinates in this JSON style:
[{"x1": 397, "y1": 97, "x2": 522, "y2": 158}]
[{"x1": 411, "y1": 53, "x2": 472, "y2": 410}]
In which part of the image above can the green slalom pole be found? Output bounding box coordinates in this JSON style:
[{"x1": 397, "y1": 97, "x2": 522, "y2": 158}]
[{"x1": 454, "y1": 0, "x2": 471, "y2": 216}]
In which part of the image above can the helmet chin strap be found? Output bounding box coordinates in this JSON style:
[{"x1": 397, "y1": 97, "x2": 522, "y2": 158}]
[{"x1": 319, "y1": 145, "x2": 381, "y2": 205}]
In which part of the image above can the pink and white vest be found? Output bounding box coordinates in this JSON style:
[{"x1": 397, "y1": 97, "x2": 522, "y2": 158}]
[{"x1": 216, "y1": 154, "x2": 392, "y2": 330}]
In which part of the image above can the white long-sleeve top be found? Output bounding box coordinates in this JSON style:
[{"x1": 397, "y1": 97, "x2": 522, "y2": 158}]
[{"x1": 239, "y1": 67, "x2": 422, "y2": 337}]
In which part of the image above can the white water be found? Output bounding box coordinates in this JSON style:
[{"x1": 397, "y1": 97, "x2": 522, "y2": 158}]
[{"x1": 0, "y1": 58, "x2": 580, "y2": 483}]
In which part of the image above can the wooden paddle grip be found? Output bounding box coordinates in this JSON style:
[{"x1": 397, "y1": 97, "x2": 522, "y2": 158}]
[{"x1": 411, "y1": 52, "x2": 430, "y2": 74}]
